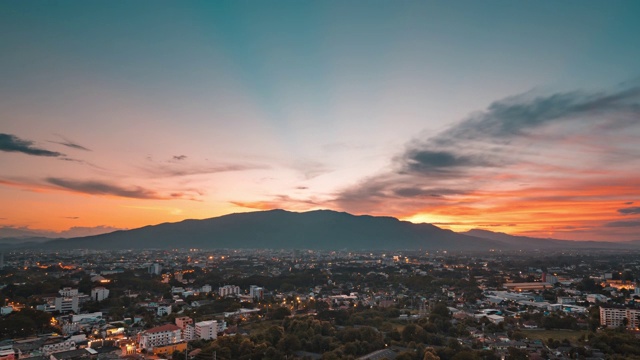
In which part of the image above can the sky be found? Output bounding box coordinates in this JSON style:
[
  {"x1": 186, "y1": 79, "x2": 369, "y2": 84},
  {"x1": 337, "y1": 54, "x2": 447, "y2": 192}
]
[{"x1": 1, "y1": 1, "x2": 640, "y2": 241}]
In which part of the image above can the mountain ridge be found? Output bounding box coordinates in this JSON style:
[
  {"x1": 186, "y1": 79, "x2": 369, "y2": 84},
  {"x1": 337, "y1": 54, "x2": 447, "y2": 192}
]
[{"x1": 3, "y1": 209, "x2": 639, "y2": 251}]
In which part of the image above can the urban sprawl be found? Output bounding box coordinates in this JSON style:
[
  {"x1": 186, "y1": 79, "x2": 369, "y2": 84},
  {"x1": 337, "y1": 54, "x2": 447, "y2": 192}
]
[{"x1": 1, "y1": 249, "x2": 640, "y2": 359}]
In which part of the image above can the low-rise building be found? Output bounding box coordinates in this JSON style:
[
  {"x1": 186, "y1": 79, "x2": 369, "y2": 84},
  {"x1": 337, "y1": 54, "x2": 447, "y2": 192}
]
[{"x1": 138, "y1": 324, "x2": 182, "y2": 351}]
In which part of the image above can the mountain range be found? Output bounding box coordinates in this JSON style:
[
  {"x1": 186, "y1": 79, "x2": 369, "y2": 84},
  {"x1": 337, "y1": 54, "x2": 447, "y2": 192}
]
[{"x1": 1, "y1": 209, "x2": 639, "y2": 251}]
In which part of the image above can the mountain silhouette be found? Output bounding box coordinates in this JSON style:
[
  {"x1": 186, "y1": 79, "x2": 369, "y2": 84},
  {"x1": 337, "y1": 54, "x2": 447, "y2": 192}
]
[{"x1": 41, "y1": 209, "x2": 501, "y2": 250}]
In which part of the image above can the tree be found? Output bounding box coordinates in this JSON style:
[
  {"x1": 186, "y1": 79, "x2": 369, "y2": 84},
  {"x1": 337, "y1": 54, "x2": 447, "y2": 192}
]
[{"x1": 423, "y1": 348, "x2": 440, "y2": 360}]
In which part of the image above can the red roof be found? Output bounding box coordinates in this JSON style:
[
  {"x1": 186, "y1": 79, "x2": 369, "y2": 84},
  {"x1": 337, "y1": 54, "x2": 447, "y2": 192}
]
[{"x1": 145, "y1": 324, "x2": 181, "y2": 334}]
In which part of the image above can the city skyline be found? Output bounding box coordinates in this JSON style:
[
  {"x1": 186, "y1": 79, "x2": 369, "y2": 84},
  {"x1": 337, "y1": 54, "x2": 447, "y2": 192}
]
[{"x1": 2, "y1": 1, "x2": 640, "y2": 241}]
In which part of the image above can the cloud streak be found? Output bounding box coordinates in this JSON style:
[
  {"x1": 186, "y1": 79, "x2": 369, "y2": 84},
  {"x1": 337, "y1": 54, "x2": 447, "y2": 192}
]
[
  {"x1": 50, "y1": 134, "x2": 91, "y2": 151},
  {"x1": 45, "y1": 177, "x2": 203, "y2": 200},
  {"x1": 0, "y1": 133, "x2": 64, "y2": 157},
  {"x1": 618, "y1": 206, "x2": 640, "y2": 215}
]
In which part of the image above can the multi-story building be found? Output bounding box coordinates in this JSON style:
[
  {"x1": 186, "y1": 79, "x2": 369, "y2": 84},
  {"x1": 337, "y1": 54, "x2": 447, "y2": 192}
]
[
  {"x1": 59, "y1": 288, "x2": 79, "y2": 297},
  {"x1": 194, "y1": 321, "x2": 217, "y2": 340},
  {"x1": 139, "y1": 324, "x2": 182, "y2": 351},
  {"x1": 0, "y1": 345, "x2": 15, "y2": 360},
  {"x1": 183, "y1": 325, "x2": 195, "y2": 341},
  {"x1": 90, "y1": 287, "x2": 109, "y2": 302},
  {"x1": 175, "y1": 317, "x2": 194, "y2": 341},
  {"x1": 200, "y1": 284, "x2": 212, "y2": 293},
  {"x1": 600, "y1": 306, "x2": 640, "y2": 329},
  {"x1": 218, "y1": 285, "x2": 240, "y2": 297},
  {"x1": 249, "y1": 285, "x2": 264, "y2": 300},
  {"x1": 148, "y1": 263, "x2": 163, "y2": 275},
  {"x1": 53, "y1": 296, "x2": 79, "y2": 313}
]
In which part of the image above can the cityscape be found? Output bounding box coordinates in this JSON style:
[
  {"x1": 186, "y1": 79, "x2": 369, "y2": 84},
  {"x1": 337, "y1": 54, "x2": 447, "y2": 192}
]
[
  {"x1": 2, "y1": 1, "x2": 640, "y2": 359},
  {"x1": 2, "y1": 248, "x2": 640, "y2": 359}
]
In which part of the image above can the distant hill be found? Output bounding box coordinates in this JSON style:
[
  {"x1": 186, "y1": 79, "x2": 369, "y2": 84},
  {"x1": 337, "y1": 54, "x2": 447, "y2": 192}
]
[
  {"x1": 463, "y1": 229, "x2": 639, "y2": 250},
  {"x1": 41, "y1": 209, "x2": 503, "y2": 251}
]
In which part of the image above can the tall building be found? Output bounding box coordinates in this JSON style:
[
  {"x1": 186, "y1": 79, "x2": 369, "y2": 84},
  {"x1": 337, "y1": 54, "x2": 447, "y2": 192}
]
[
  {"x1": 91, "y1": 287, "x2": 109, "y2": 302},
  {"x1": 138, "y1": 324, "x2": 182, "y2": 351},
  {"x1": 53, "y1": 296, "x2": 79, "y2": 313},
  {"x1": 175, "y1": 317, "x2": 194, "y2": 341},
  {"x1": 218, "y1": 285, "x2": 240, "y2": 297},
  {"x1": 148, "y1": 263, "x2": 163, "y2": 275},
  {"x1": 249, "y1": 285, "x2": 264, "y2": 300},
  {"x1": 194, "y1": 320, "x2": 217, "y2": 340}
]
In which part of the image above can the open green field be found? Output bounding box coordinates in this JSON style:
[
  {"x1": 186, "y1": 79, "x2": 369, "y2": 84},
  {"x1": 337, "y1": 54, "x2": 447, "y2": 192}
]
[{"x1": 522, "y1": 329, "x2": 588, "y2": 344}]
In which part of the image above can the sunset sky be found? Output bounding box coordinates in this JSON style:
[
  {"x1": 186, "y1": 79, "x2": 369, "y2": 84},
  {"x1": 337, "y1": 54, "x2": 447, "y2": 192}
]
[{"x1": 2, "y1": 1, "x2": 640, "y2": 241}]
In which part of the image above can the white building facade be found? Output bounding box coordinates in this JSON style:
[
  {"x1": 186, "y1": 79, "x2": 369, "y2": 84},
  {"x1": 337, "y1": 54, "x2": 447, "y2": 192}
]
[{"x1": 139, "y1": 324, "x2": 182, "y2": 351}]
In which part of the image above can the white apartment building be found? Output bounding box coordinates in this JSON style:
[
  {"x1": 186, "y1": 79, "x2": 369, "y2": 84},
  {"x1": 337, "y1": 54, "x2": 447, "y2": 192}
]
[
  {"x1": 200, "y1": 284, "x2": 212, "y2": 293},
  {"x1": 249, "y1": 285, "x2": 264, "y2": 300},
  {"x1": 218, "y1": 285, "x2": 240, "y2": 297},
  {"x1": 183, "y1": 325, "x2": 195, "y2": 341},
  {"x1": 194, "y1": 320, "x2": 217, "y2": 340},
  {"x1": 139, "y1": 324, "x2": 182, "y2": 351},
  {"x1": 54, "y1": 296, "x2": 79, "y2": 313},
  {"x1": 600, "y1": 306, "x2": 640, "y2": 329},
  {"x1": 91, "y1": 287, "x2": 109, "y2": 302},
  {"x1": 59, "y1": 288, "x2": 79, "y2": 297}
]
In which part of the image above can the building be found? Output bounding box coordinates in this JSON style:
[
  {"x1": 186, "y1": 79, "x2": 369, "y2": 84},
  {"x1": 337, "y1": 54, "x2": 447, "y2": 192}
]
[
  {"x1": 152, "y1": 342, "x2": 187, "y2": 356},
  {"x1": 41, "y1": 339, "x2": 77, "y2": 355},
  {"x1": 200, "y1": 284, "x2": 212, "y2": 293},
  {"x1": 249, "y1": 285, "x2": 264, "y2": 300},
  {"x1": 0, "y1": 345, "x2": 15, "y2": 360},
  {"x1": 600, "y1": 306, "x2": 640, "y2": 329},
  {"x1": 54, "y1": 296, "x2": 79, "y2": 313},
  {"x1": 90, "y1": 287, "x2": 109, "y2": 302},
  {"x1": 183, "y1": 325, "x2": 195, "y2": 341},
  {"x1": 218, "y1": 285, "x2": 240, "y2": 297},
  {"x1": 175, "y1": 317, "x2": 194, "y2": 341},
  {"x1": 502, "y1": 282, "x2": 552, "y2": 291},
  {"x1": 557, "y1": 297, "x2": 575, "y2": 305},
  {"x1": 139, "y1": 324, "x2": 182, "y2": 351},
  {"x1": 1, "y1": 306, "x2": 13, "y2": 315},
  {"x1": 148, "y1": 263, "x2": 163, "y2": 275},
  {"x1": 194, "y1": 320, "x2": 218, "y2": 340},
  {"x1": 587, "y1": 294, "x2": 609, "y2": 303},
  {"x1": 157, "y1": 305, "x2": 172, "y2": 316},
  {"x1": 72, "y1": 312, "x2": 102, "y2": 323},
  {"x1": 59, "y1": 288, "x2": 79, "y2": 297}
]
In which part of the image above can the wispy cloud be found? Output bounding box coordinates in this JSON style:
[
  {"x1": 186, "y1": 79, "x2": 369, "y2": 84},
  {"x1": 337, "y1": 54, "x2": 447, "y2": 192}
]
[
  {"x1": 49, "y1": 134, "x2": 91, "y2": 151},
  {"x1": 141, "y1": 156, "x2": 264, "y2": 178},
  {"x1": 605, "y1": 220, "x2": 640, "y2": 228},
  {"x1": 0, "y1": 133, "x2": 63, "y2": 157},
  {"x1": 618, "y1": 206, "x2": 640, "y2": 215},
  {"x1": 231, "y1": 195, "x2": 320, "y2": 211},
  {"x1": 45, "y1": 177, "x2": 200, "y2": 200}
]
